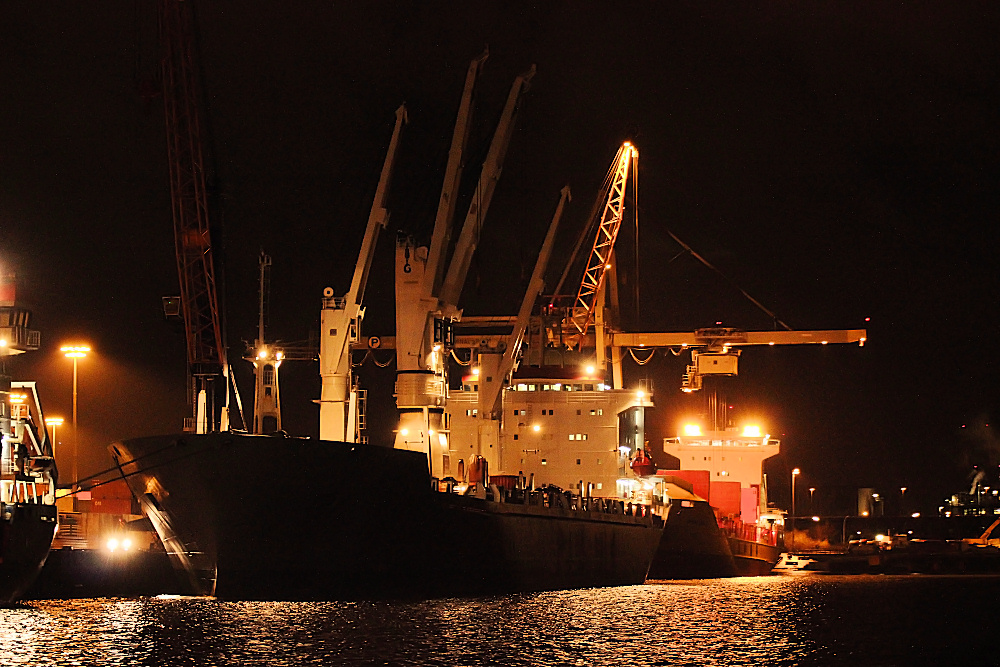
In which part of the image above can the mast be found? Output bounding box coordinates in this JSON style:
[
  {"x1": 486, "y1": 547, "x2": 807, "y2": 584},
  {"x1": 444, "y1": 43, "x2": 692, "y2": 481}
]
[{"x1": 250, "y1": 252, "x2": 281, "y2": 434}]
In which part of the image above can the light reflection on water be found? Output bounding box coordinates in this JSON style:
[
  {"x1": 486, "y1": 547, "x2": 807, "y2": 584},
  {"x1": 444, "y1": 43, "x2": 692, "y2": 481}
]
[{"x1": 3, "y1": 575, "x2": 1000, "y2": 666}]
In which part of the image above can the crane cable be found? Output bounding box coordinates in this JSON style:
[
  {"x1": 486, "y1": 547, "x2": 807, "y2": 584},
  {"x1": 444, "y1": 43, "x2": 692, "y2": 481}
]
[
  {"x1": 627, "y1": 347, "x2": 656, "y2": 365},
  {"x1": 450, "y1": 349, "x2": 473, "y2": 366},
  {"x1": 372, "y1": 352, "x2": 394, "y2": 368},
  {"x1": 351, "y1": 350, "x2": 394, "y2": 368},
  {"x1": 664, "y1": 228, "x2": 792, "y2": 331}
]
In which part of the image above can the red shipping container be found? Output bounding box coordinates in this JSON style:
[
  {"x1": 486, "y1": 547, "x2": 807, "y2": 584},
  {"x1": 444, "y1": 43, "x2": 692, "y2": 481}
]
[
  {"x1": 89, "y1": 497, "x2": 134, "y2": 515},
  {"x1": 91, "y1": 478, "x2": 133, "y2": 501},
  {"x1": 710, "y1": 481, "x2": 742, "y2": 518},
  {"x1": 658, "y1": 469, "x2": 711, "y2": 502}
]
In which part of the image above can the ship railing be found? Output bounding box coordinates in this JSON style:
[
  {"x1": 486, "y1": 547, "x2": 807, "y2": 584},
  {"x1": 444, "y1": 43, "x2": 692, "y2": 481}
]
[
  {"x1": 436, "y1": 477, "x2": 657, "y2": 521},
  {"x1": 718, "y1": 517, "x2": 780, "y2": 546},
  {"x1": 0, "y1": 473, "x2": 42, "y2": 505}
]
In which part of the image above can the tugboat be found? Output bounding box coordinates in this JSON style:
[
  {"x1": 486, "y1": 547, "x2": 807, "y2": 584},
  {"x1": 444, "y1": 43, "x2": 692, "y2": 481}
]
[{"x1": 1, "y1": 274, "x2": 58, "y2": 605}]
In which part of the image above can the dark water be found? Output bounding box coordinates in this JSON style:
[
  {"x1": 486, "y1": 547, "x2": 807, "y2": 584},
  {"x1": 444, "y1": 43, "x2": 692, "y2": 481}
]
[{"x1": 4, "y1": 574, "x2": 999, "y2": 666}]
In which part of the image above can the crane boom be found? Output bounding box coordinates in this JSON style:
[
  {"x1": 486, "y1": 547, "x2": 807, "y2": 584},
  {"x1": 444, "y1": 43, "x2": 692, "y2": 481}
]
[
  {"x1": 424, "y1": 51, "x2": 488, "y2": 299},
  {"x1": 319, "y1": 105, "x2": 407, "y2": 442},
  {"x1": 570, "y1": 142, "x2": 638, "y2": 337},
  {"x1": 438, "y1": 64, "x2": 537, "y2": 311},
  {"x1": 479, "y1": 185, "x2": 570, "y2": 420},
  {"x1": 610, "y1": 328, "x2": 867, "y2": 348}
]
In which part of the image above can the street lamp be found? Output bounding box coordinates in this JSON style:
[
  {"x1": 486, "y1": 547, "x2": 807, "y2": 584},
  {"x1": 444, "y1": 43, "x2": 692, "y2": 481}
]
[
  {"x1": 60, "y1": 344, "x2": 90, "y2": 487},
  {"x1": 791, "y1": 468, "x2": 800, "y2": 551},
  {"x1": 44, "y1": 417, "x2": 64, "y2": 458},
  {"x1": 809, "y1": 487, "x2": 816, "y2": 514},
  {"x1": 900, "y1": 486, "x2": 907, "y2": 515}
]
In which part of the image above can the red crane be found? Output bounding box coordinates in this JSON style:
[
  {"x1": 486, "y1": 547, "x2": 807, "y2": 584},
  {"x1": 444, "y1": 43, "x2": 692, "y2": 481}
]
[{"x1": 159, "y1": 0, "x2": 226, "y2": 432}]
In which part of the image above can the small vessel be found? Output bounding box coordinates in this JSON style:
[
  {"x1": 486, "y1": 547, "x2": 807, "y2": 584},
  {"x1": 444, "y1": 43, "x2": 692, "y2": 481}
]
[
  {"x1": 773, "y1": 552, "x2": 818, "y2": 572},
  {"x1": 25, "y1": 478, "x2": 177, "y2": 599},
  {"x1": 1, "y1": 275, "x2": 58, "y2": 605}
]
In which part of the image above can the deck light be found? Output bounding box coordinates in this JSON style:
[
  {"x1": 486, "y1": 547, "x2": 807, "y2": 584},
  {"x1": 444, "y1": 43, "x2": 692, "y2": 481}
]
[{"x1": 683, "y1": 424, "x2": 702, "y2": 436}]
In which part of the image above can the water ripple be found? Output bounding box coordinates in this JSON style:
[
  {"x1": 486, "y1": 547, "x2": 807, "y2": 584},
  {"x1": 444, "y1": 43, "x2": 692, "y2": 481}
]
[{"x1": 3, "y1": 575, "x2": 1000, "y2": 666}]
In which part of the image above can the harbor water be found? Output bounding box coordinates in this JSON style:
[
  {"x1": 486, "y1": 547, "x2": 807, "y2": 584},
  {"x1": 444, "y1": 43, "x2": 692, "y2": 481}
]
[{"x1": 4, "y1": 574, "x2": 999, "y2": 666}]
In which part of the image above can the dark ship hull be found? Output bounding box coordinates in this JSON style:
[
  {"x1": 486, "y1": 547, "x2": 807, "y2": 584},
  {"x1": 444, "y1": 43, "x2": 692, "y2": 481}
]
[
  {"x1": 647, "y1": 498, "x2": 738, "y2": 579},
  {"x1": 729, "y1": 537, "x2": 782, "y2": 576},
  {"x1": 1, "y1": 502, "x2": 58, "y2": 604},
  {"x1": 111, "y1": 433, "x2": 663, "y2": 600}
]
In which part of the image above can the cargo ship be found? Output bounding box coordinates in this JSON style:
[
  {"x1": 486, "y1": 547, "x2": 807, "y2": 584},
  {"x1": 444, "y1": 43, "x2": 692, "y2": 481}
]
[
  {"x1": 1, "y1": 276, "x2": 58, "y2": 605},
  {"x1": 650, "y1": 423, "x2": 785, "y2": 577},
  {"x1": 111, "y1": 432, "x2": 662, "y2": 599}
]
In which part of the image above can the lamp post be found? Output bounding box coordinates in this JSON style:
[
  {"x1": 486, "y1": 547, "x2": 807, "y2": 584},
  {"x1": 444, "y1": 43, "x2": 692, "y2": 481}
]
[
  {"x1": 900, "y1": 486, "x2": 907, "y2": 515},
  {"x1": 60, "y1": 345, "x2": 90, "y2": 487},
  {"x1": 44, "y1": 416, "x2": 64, "y2": 459},
  {"x1": 791, "y1": 468, "x2": 800, "y2": 552},
  {"x1": 809, "y1": 487, "x2": 816, "y2": 514}
]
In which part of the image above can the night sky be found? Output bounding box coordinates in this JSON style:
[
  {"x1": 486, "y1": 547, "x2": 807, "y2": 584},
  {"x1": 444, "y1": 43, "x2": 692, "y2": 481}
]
[{"x1": 2, "y1": 3, "x2": 998, "y2": 514}]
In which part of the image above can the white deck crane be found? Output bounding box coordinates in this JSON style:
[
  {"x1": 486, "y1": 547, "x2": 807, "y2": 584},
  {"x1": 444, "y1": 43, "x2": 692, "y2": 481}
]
[
  {"x1": 394, "y1": 59, "x2": 535, "y2": 478},
  {"x1": 318, "y1": 104, "x2": 407, "y2": 442}
]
